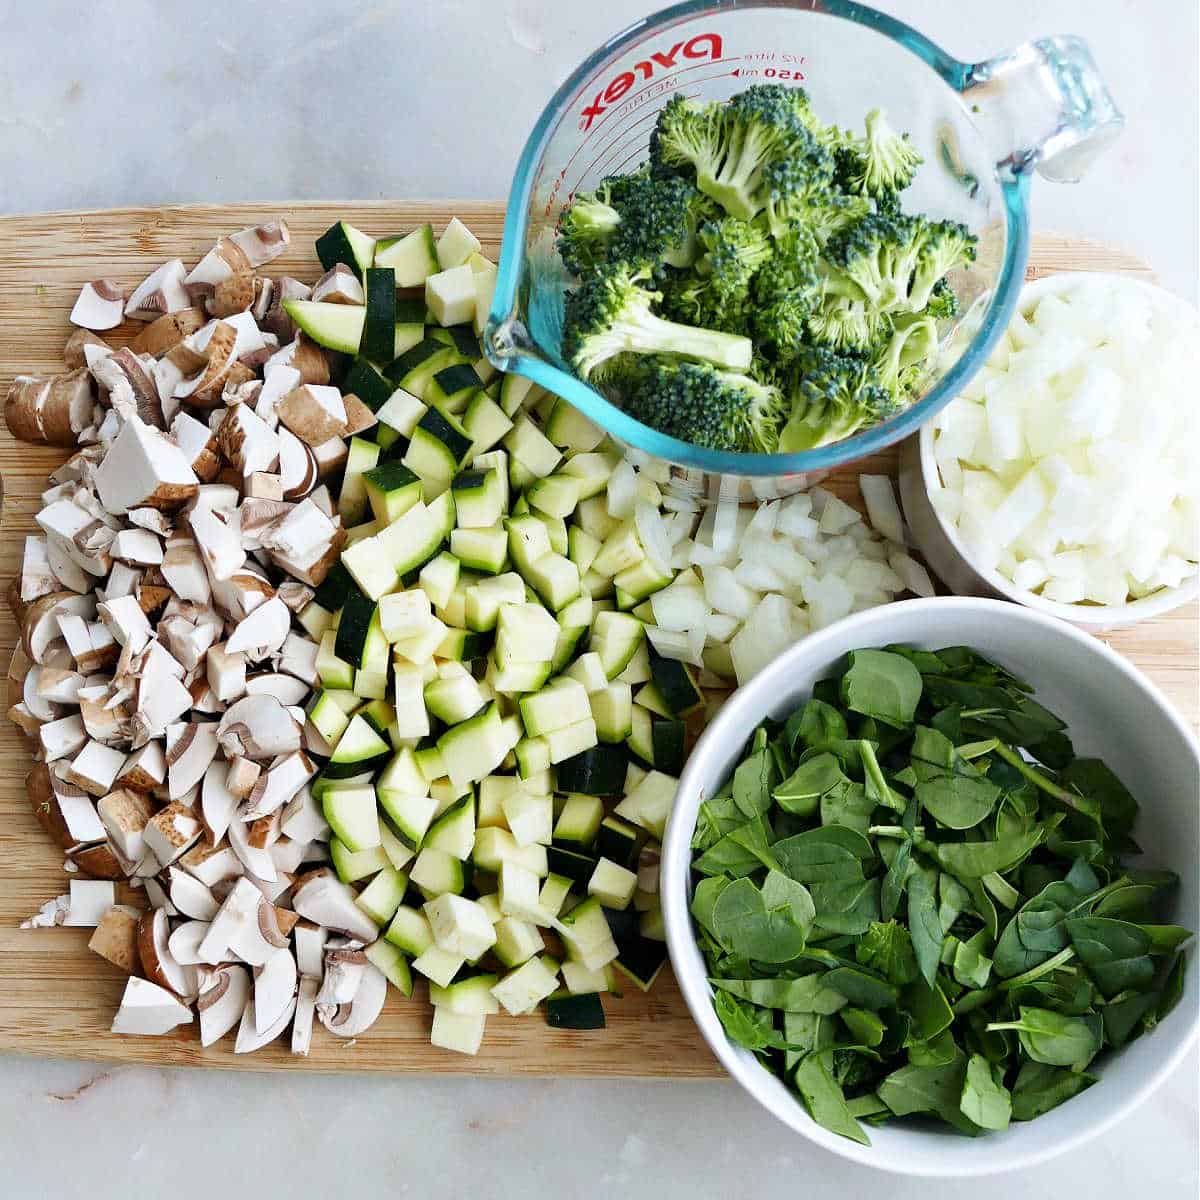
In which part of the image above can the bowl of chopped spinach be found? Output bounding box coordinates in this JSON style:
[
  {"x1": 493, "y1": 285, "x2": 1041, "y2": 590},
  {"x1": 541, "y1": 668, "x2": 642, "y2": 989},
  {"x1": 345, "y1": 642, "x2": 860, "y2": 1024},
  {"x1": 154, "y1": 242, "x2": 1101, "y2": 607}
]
[{"x1": 660, "y1": 597, "x2": 1198, "y2": 1174}]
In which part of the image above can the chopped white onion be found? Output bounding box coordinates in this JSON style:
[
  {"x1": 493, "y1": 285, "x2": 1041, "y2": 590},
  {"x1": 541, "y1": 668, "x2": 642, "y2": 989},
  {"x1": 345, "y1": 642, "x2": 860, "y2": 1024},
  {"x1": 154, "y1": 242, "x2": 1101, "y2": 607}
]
[{"x1": 858, "y1": 475, "x2": 906, "y2": 546}]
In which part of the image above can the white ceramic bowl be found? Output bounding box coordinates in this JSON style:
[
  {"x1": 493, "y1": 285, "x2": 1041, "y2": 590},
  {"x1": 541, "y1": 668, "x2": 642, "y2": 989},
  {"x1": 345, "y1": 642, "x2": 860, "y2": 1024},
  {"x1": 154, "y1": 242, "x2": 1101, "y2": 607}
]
[
  {"x1": 898, "y1": 274, "x2": 1199, "y2": 630},
  {"x1": 661, "y1": 598, "x2": 1199, "y2": 1176}
]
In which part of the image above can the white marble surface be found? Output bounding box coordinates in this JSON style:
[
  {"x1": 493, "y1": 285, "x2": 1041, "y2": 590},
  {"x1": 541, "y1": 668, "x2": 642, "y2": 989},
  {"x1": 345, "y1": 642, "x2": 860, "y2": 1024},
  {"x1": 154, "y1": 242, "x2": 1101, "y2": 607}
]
[{"x1": 0, "y1": 1, "x2": 1197, "y2": 1197}]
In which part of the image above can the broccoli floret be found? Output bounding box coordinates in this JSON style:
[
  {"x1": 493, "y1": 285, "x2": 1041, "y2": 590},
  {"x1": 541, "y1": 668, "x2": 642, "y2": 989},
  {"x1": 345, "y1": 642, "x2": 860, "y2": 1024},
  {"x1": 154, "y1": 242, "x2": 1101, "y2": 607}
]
[
  {"x1": 807, "y1": 295, "x2": 893, "y2": 354},
  {"x1": 652, "y1": 87, "x2": 807, "y2": 221},
  {"x1": 562, "y1": 262, "x2": 753, "y2": 381},
  {"x1": 696, "y1": 217, "x2": 773, "y2": 296},
  {"x1": 752, "y1": 227, "x2": 821, "y2": 361},
  {"x1": 925, "y1": 277, "x2": 959, "y2": 321},
  {"x1": 850, "y1": 108, "x2": 923, "y2": 198},
  {"x1": 905, "y1": 219, "x2": 976, "y2": 311},
  {"x1": 778, "y1": 346, "x2": 902, "y2": 451},
  {"x1": 822, "y1": 211, "x2": 928, "y2": 311},
  {"x1": 557, "y1": 186, "x2": 622, "y2": 275},
  {"x1": 619, "y1": 357, "x2": 787, "y2": 453},
  {"x1": 873, "y1": 314, "x2": 939, "y2": 398}
]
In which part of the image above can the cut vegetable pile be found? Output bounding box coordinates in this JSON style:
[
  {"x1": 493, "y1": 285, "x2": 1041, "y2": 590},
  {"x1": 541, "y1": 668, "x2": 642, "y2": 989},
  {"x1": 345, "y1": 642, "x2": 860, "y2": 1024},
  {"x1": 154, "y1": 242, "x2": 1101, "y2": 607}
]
[
  {"x1": 5, "y1": 213, "x2": 930, "y2": 1057},
  {"x1": 689, "y1": 646, "x2": 1192, "y2": 1143},
  {"x1": 931, "y1": 276, "x2": 1198, "y2": 605}
]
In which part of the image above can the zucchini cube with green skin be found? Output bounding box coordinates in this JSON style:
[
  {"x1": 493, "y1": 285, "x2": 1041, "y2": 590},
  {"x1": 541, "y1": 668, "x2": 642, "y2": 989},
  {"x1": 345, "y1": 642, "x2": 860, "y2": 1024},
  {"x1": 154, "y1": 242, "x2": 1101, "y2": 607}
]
[
  {"x1": 505, "y1": 515, "x2": 552, "y2": 570},
  {"x1": 517, "y1": 676, "x2": 590, "y2": 737},
  {"x1": 587, "y1": 858, "x2": 638, "y2": 910},
  {"x1": 365, "y1": 938, "x2": 414, "y2": 997},
  {"x1": 514, "y1": 734, "x2": 552, "y2": 776},
  {"x1": 330, "y1": 838, "x2": 390, "y2": 884},
  {"x1": 452, "y1": 469, "x2": 504, "y2": 530},
  {"x1": 499, "y1": 859, "x2": 544, "y2": 923},
  {"x1": 544, "y1": 398, "x2": 606, "y2": 452},
  {"x1": 463, "y1": 392, "x2": 513, "y2": 459},
  {"x1": 376, "y1": 387, "x2": 428, "y2": 438},
  {"x1": 430, "y1": 1007, "x2": 485, "y2": 1055},
  {"x1": 356, "y1": 866, "x2": 408, "y2": 925},
  {"x1": 477, "y1": 775, "x2": 518, "y2": 828},
  {"x1": 597, "y1": 816, "x2": 640, "y2": 868},
  {"x1": 564, "y1": 651, "x2": 607, "y2": 696},
  {"x1": 614, "y1": 769, "x2": 677, "y2": 841},
  {"x1": 426, "y1": 264, "x2": 477, "y2": 326},
  {"x1": 501, "y1": 791, "x2": 553, "y2": 847},
  {"x1": 449, "y1": 524, "x2": 509, "y2": 575},
  {"x1": 591, "y1": 521, "x2": 644, "y2": 578},
  {"x1": 527, "y1": 473, "x2": 582, "y2": 521},
  {"x1": 374, "y1": 223, "x2": 438, "y2": 286},
  {"x1": 472, "y1": 827, "x2": 548, "y2": 877},
  {"x1": 424, "y1": 795, "x2": 476, "y2": 860},
  {"x1": 561, "y1": 450, "x2": 621, "y2": 501},
  {"x1": 363, "y1": 463, "x2": 423, "y2": 526},
  {"x1": 410, "y1": 846, "x2": 465, "y2": 899},
  {"x1": 591, "y1": 682, "x2": 634, "y2": 743},
  {"x1": 419, "y1": 552, "x2": 461, "y2": 610},
  {"x1": 338, "y1": 436, "x2": 382, "y2": 527},
  {"x1": 426, "y1": 363, "x2": 482, "y2": 413},
  {"x1": 379, "y1": 823, "x2": 415, "y2": 871},
  {"x1": 413, "y1": 945, "x2": 467, "y2": 989},
  {"x1": 503, "y1": 415, "x2": 562, "y2": 478},
  {"x1": 546, "y1": 717, "x2": 598, "y2": 764},
  {"x1": 522, "y1": 552, "x2": 581, "y2": 612},
  {"x1": 491, "y1": 956, "x2": 560, "y2": 1016},
  {"x1": 576, "y1": 495, "x2": 620, "y2": 541},
  {"x1": 493, "y1": 916, "x2": 545, "y2": 967},
  {"x1": 424, "y1": 893, "x2": 497, "y2": 960},
  {"x1": 316, "y1": 220, "x2": 376, "y2": 276},
  {"x1": 615, "y1": 640, "x2": 651, "y2": 685},
  {"x1": 567, "y1": 526, "x2": 602, "y2": 577},
  {"x1": 561, "y1": 961, "x2": 610, "y2": 995},
  {"x1": 429, "y1": 976, "x2": 501, "y2": 1018},
  {"x1": 283, "y1": 299, "x2": 366, "y2": 355},
  {"x1": 308, "y1": 690, "x2": 353, "y2": 744},
  {"x1": 538, "y1": 873, "x2": 573, "y2": 919},
  {"x1": 424, "y1": 669, "x2": 486, "y2": 726},
  {"x1": 497, "y1": 603, "x2": 561, "y2": 667},
  {"x1": 476, "y1": 892, "x2": 503, "y2": 923},
  {"x1": 436, "y1": 217, "x2": 483, "y2": 269},
  {"x1": 557, "y1": 896, "x2": 620, "y2": 970},
  {"x1": 553, "y1": 793, "x2": 605, "y2": 848},
  {"x1": 385, "y1": 904, "x2": 435, "y2": 956},
  {"x1": 322, "y1": 783, "x2": 380, "y2": 852},
  {"x1": 437, "y1": 701, "x2": 514, "y2": 790},
  {"x1": 465, "y1": 572, "x2": 525, "y2": 632}
]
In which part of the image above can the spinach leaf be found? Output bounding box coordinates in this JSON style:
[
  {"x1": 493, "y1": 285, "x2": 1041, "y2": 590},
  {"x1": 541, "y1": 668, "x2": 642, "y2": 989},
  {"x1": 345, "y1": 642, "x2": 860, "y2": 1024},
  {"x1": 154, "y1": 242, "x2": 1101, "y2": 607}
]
[
  {"x1": 840, "y1": 649, "x2": 923, "y2": 729},
  {"x1": 774, "y1": 752, "x2": 845, "y2": 816},
  {"x1": 859, "y1": 740, "x2": 906, "y2": 812},
  {"x1": 952, "y1": 932, "x2": 993, "y2": 990},
  {"x1": 691, "y1": 794, "x2": 745, "y2": 851},
  {"x1": 688, "y1": 875, "x2": 731, "y2": 938},
  {"x1": 710, "y1": 876, "x2": 809, "y2": 963},
  {"x1": 693, "y1": 814, "x2": 777, "y2": 878},
  {"x1": 918, "y1": 775, "x2": 1001, "y2": 830},
  {"x1": 825, "y1": 964, "x2": 899, "y2": 1010},
  {"x1": 811, "y1": 876, "x2": 881, "y2": 936},
  {"x1": 1010, "y1": 1061, "x2": 1097, "y2": 1121},
  {"x1": 840, "y1": 1006, "x2": 886, "y2": 1047},
  {"x1": 821, "y1": 780, "x2": 877, "y2": 833},
  {"x1": 794, "y1": 1051, "x2": 870, "y2": 1145},
  {"x1": 926, "y1": 821, "x2": 1054, "y2": 880},
  {"x1": 1058, "y1": 757, "x2": 1138, "y2": 838},
  {"x1": 856, "y1": 920, "x2": 919, "y2": 987},
  {"x1": 1065, "y1": 916, "x2": 1156, "y2": 997},
  {"x1": 712, "y1": 975, "x2": 847, "y2": 1015},
  {"x1": 788, "y1": 698, "x2": 849, "y2": 753},
  {"x1": 907, "y1": 864, "x2": 944, "y2": 987},
  {"x1": 878, "y1": 1055, "x2": 981, "y2": 1135},
  {"x1": 761, "y1": 870, "x2": 817, "y2": 938},
  {"x1": 733, "y1": 745, "x2": 777, "y2": 818},
  {"x1": 985, "y1": 1007, "x2": 1102, "y2": 1069},
  {"x1": 880, "y1": 835, "x2": 913, "y2": 921},
  {"x1": 771, "y1": 825, "x2": 873, "y2": 883},
  {"x1": 1101, "y1": 990, "x2": 1159, "y2": 1047},
  {"x1": 713, "y1": 990, "x2": 784, "y2": 1052},
  {"x1": 959, "y1": 1053, "x2": 1012, "y2": 1131},
  {"x1": 903, "y1": 976, "x2": 955, "y2": 1042}
]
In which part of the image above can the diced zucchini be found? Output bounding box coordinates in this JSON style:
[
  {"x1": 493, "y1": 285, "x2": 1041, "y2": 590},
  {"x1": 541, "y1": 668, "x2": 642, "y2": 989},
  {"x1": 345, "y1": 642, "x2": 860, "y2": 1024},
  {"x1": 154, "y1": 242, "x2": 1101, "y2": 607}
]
[
  {"x1": 614, "y1": 769, "x2": 677, "y2": 841},
  {"x1": 450, "y1": 523, "x2": 509, "y2": 575},
  {"x1": 649, "y1": 650, "x2": 704, "y2": 715},
  {"x1": 553, "y1": 793, "x2": 604, "y2": 849},
  {"x1": 363, "y1": 462, "x2": 423, "y2": 526},
  {"x1": 316, "y1": 220, "x2": 376, "y2": 276},
  {"x1": 338, "y1": 436, "x2": 382, "y2": 526},
  {"x1": 426, "y1": 264, "x2": 477, "y2": 326},
  {"x1": 424, "y1": 669, "x2": 486, "y2": 726},
  {"x1": 430, "y1": 1006, "x2": 486, "y2": 1054},
  {"x1": 366, "y1": 938, "x2": 414, "y2": 997},
  {"x1": 436, "y1": 218, "x2": 482, "y2": 270},
  {"x1": 587, "y1": 858, "x2": 637, "y2": 910},
  {"x1": 424, "y1": 795, "x2": 477, "y2": 860},
  {"x1": 322, "y1": 782, "x2": 381, "y2": 852},
  {"x1": 413, "y1": 945, "x2": 467, "y2": 989},
  {"x1": 503, "y1": 415, "x2": 562, "y2": 478},
  {"x1": 501, "y1": 791, "x2": 553, "y2": 847},
  {"x1": 425, "y1": 893, "x2": 497, "y2": 960},
  {"x1": 361, "y1": 267, "x2": 397, "y2": 363},
  {"x1": 493, "y1": 917, "x2": 547, "y2": 969},
  {"x1": 385, "y1": 903, "x2": 434, "y2": 956},
  {"x1": 330, "y1": 838, "x2": 389, "y2": 884},
  {"x1": 410, "y1": 846, "x2": 467, "y2": 900},
  {"x1": 429, "y1": 973, "x2": 501, "y2": 1016},
  {"x1": 437, "y1": 702, "x2": 511, "y2": 790},
  {"x1": 651, "y1": 718, "x2": 686, "y2": 775},
  {"x1": 564, "y1": 651, "x2": 608, "y2": 695},
  {"x1": 326, "y1": 714, "x2": 390, "y2": 778},
  {"x1": 590, "y1": 682, "x2": 633, "y2": 743},
  {"x1": 356, "y1": 866, "x2": 408, "y2": 925},
  {"x1": 375, "y1": 223, "x2": 438, "y2": 286},
  {"x1": 472, "y1": 827, "x2": 548, "y2": 877}
]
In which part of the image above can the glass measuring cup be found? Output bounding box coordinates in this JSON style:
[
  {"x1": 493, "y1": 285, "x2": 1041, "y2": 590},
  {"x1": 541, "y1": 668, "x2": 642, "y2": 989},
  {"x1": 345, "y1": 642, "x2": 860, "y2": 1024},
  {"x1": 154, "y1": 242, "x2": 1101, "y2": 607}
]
[{"x1": 485, "y1": 0, "x2": 1122, "y2": 500}]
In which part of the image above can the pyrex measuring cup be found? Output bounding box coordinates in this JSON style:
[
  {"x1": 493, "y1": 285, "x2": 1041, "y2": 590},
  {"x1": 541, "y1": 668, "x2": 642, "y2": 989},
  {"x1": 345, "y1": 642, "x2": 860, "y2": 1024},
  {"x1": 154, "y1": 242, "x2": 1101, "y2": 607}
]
[{"x1": 486, "y1": 0, "x2": 1122, "y2": 500}]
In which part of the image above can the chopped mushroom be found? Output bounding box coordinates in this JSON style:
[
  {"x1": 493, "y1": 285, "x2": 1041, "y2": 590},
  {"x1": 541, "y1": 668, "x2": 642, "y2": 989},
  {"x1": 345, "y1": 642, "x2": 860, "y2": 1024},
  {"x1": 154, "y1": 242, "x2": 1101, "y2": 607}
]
[
  {"x1": 198, "y1": 963, "x2": 250, "y2": 1046},
  {"x1": 70, "y1": 280, "x2": 127, "y2": 331},
  {"x1": 111, "y1": 976, "x2": 194, "y2": 1035}
]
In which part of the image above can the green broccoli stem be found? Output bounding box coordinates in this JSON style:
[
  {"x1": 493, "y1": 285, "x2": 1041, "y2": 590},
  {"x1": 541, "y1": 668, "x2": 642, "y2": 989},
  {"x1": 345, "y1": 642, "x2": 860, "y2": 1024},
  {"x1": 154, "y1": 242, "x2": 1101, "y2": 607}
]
[{"x1": 623, "y1": 311, "x2": 753, "y2": 372}]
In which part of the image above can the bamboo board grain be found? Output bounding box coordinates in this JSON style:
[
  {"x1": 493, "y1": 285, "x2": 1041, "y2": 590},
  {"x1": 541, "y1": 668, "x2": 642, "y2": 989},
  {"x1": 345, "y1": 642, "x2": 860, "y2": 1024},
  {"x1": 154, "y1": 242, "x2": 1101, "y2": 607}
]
[{"x1": 0, "y1": 204, "x2": 1193, "y2": 1076}]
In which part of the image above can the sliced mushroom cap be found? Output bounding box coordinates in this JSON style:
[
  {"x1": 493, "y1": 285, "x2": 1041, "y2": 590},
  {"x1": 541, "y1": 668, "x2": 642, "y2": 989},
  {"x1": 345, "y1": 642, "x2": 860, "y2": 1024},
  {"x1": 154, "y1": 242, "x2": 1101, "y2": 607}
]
[
  {"x1": 254, "y1": 946, "x2": 298, "y2": 1034},
  {"x1": 292, "y1": 871, "x2": 378, "y2": 943},
  {"x1": 166, "y1": 865, "x2": 218, "y2": 920},
  {"x1": 198, "y1": 963, "x2": 250, "y2": 1047},
  {"x1": 88, "y1": 905, "x2": 142, "y2": 973},
  {"x1": 70, "y1": 280, "x2": 126, "y2": 331},
  {"x1": 125, "y1": 260, "x2": 190, "y2": 322},
  {"x1": 167, "y1": 919, "x2": 211, "y2": 966},
  {"x1": 234, "y1": 988, "x2": 295, "y2": 1054},
  {"x1": 137, "y1": 907, "x2": 198, "y2": 999},
  {"x1": 111, "y1": 976, "x2": 194, "y2": 1035},
  {"x1": 318, "y1": 961, "x2": 387, "y2": 1038},
  {"x1": 291, "y1": 974, "x2": 320, "y2": 1056},
  {"x1": 217, "y1": 693, "x2": 301, "y2": 761}
]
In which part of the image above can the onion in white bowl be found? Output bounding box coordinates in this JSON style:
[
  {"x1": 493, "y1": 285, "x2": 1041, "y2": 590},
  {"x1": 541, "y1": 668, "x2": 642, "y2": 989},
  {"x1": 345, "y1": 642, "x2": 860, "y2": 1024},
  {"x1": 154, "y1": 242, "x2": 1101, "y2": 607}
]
[{"x1": 924, "y1": 274, "x2": 1198, "y2": 610}]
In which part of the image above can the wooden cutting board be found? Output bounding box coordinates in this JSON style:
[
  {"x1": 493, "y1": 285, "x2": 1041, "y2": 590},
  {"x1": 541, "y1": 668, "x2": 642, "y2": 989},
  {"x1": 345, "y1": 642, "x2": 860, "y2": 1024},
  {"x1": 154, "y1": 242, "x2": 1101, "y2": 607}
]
[{"x1": 0, "y1": 205, "x2": 1193, "y2": 1076}]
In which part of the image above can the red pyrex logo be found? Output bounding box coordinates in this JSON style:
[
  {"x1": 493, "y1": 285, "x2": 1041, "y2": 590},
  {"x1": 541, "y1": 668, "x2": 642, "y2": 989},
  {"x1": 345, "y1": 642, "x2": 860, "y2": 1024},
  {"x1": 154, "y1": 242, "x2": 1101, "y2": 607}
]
[{"x1": 580, "y1": 33, "x2": 723, "y2": 131}]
